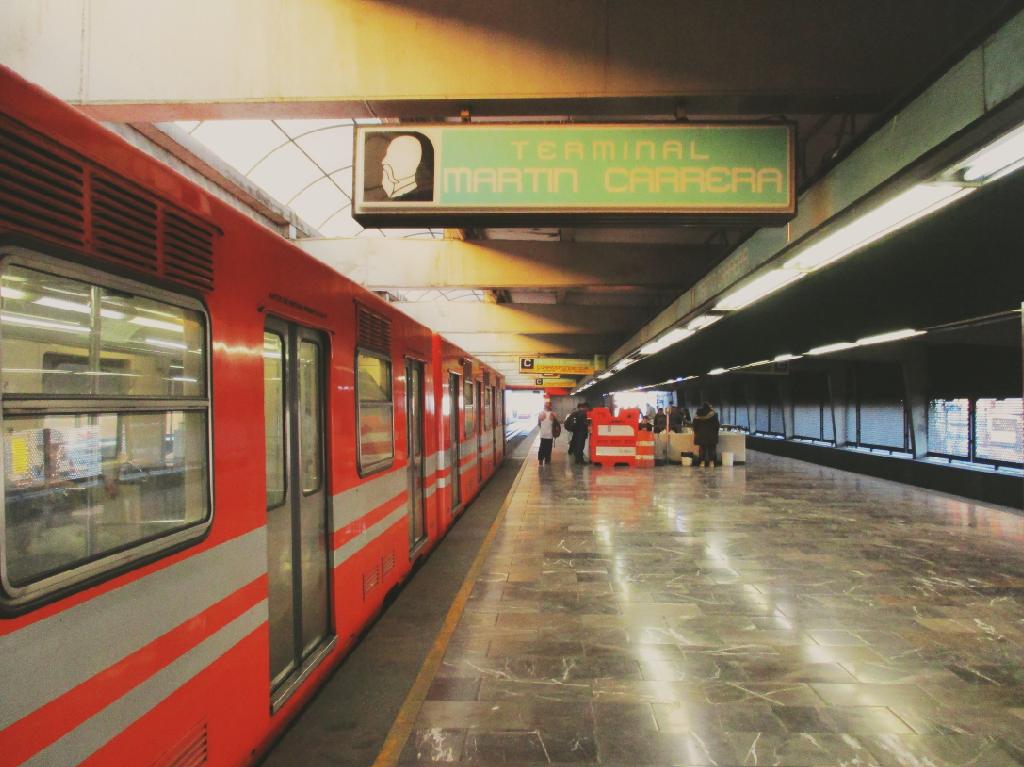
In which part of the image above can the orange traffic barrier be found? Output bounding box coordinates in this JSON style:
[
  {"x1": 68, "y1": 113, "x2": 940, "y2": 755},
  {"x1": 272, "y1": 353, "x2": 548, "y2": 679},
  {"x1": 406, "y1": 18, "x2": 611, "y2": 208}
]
[
  {"x1": 589, "y1": 407, "x2": 639, "y2": 467},
  {"x1": 635, "y1": 430, "x2": 655, "y2": 467}
]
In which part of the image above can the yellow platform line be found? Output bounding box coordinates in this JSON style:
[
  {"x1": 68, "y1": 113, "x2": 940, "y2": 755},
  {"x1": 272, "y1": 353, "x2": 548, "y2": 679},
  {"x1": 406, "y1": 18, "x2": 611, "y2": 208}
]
[{"x1": 372, "y1": 442, "x2": 534, "y2": 766}]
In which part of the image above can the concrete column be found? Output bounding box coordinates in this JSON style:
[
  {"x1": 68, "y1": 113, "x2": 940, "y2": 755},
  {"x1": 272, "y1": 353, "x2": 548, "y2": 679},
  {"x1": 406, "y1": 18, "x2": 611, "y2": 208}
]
[
  {"x1": 777, "y1": 377, "x2": 796, "y2": 439},
  {"x1": 902, "y1": 347, "x2": 930, "y2": 458},
  {"x1": 827, "y1": 363, "x2": 851, "y2": 447}
]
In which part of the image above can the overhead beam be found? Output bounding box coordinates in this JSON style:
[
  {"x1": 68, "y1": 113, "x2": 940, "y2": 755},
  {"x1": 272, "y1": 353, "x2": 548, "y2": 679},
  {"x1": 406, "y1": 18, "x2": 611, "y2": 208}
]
[
  {"x1": 0, "y1": 1, "x2": 1007, "y2": 119},
  {"x1": 394, "y1": 302, "x2": 640, "y2": 334},
  {"x1": 442, "y1": 333, "x2": 622, "y2": 356},
  {"x1": 299, "y1": 238, "x2": 717, "y2": 290}
]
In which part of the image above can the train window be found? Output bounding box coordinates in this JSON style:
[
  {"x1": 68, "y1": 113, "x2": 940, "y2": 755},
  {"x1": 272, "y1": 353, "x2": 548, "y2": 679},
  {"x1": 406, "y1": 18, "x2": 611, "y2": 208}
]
[
  {"x1": 264, "y1": 332, "x2": 286, "y2": 508},
  {"x1": 463, "y1": 380, "x2": 475, "y2": 439},
  {"x1": 975, "y1": 398, "x2": 1023, "y2": 465},
  {"x1": 1, "y1": 265, "x2": 206, "y2": 398},
  {"x1": 356, "y1": 349, "x2": 394, "y2": 474},
  {"x1": 298, "y1": 341, "x2": 322, "y2": 493},
  {"x1": 0, "y1": 254, "x2": 211, "y2": 607}
]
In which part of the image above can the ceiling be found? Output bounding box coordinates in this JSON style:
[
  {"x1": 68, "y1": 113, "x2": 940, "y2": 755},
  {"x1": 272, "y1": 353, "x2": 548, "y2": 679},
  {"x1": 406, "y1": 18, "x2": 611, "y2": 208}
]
[{"x1": 5, "y1": 0, "x2": 1017, "y2": 388}]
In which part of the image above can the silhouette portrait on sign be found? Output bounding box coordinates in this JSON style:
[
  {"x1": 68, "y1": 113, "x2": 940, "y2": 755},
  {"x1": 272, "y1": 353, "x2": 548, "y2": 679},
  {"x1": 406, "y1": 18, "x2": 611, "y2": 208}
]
[{"x1": 363, "y1": 131, "x2": 435, "y2": 202}]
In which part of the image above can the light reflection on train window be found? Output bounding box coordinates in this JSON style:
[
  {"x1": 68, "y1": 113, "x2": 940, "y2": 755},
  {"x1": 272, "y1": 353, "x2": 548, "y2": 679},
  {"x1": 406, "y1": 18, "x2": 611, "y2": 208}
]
[
  {"x1": 0, "y1": 265, "x2": 206, "y2": 397},
  {"x1": 264, "y1": 332, "x2": 286, "y2": 508},
  {"x1": 356, "y1": 350, "x2": 394, "y2": 473},
  {"x1": 3, "y1": 412, "x2": 209, "y2": 587},
  {"x1": 1, "y1": 260, "x2": 211, "y2": 599}
]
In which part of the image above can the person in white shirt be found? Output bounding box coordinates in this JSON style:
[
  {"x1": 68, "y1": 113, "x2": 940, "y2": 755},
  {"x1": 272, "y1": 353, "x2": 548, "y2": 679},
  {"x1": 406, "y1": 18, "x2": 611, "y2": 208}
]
[{"x1": 537, "y1": 402, "x2": 561, "y2": 465}]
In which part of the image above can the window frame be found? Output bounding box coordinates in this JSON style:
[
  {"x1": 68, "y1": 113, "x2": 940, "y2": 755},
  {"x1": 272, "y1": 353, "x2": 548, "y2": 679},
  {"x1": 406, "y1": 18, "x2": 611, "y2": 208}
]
[
  {"x1": 354, "y1": 346, "x2": 395, "y2": 477},
  {"x1": 263, "y1": 328, "x2": 288, "y2": 510},
  {"x1": 0, "y1": 247, "x2": 214, "y2": 612}
]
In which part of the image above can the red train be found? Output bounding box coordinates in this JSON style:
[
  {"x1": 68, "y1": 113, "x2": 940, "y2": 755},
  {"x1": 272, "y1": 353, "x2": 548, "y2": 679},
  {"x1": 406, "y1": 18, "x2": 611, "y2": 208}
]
[{"x1": 0, "y1": 67, "x2": 505, "y2": 766}]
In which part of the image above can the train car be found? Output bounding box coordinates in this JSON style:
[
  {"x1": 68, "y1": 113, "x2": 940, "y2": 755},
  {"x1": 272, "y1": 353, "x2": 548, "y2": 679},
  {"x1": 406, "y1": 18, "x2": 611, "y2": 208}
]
[
  {"x1": 0, "y1": 67, "x2": 503, "y2": 767},
  {"x1": 431, "y1": 334, "x2": 469, "y2": 532}
]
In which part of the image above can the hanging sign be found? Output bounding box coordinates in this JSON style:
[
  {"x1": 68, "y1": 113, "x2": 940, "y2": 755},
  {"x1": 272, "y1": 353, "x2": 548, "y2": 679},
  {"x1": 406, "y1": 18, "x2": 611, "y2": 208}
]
[
  {"x1": 535, "y1": 377, "x2": 580, "y2": 388},
  {"x1": 520, "y1": 356, "x2": 595, "y2": 376},
  {"x1": 353, "y1": 123, "x2": 795, "y2": 226}
]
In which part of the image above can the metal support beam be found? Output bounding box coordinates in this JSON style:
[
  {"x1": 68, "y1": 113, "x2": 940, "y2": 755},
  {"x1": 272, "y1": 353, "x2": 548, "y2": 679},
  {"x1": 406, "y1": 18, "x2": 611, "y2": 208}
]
[
  {"x1": 744, "y1": 381, "x2": 758, "y2": 434},
  {"x1": 299, "y1": 238, "x2": 717, "y2": 290},
  {"x1": 902, "y1": 347, "x2": 930, "y2": 459},
  {"x1": 2, "y1": 1, "x2": 999, "y2": 119},
  {"x1": 827, "y1": 363, "x2": 851, "y2": 448},
  {"x1": 395, "y1": 302, "x2": 639, "y2": 334},
  {"x1": 777, "y1": 378, "x2": 796, "y2": 440}
]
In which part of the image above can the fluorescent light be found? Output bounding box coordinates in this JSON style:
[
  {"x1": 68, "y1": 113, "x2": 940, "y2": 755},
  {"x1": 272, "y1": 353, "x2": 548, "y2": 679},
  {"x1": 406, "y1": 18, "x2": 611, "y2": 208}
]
[
  {"x1": 34, "y1": 296, "x2": 125, "y2": 320},
  {"x1": 714, "y1": 268, "x2": 805, "y2": 311},
  {"x1": 145, "y1": 338, "x2": 188, "y2": 350},
  {"x1": 597, "y1": 372, "x2": 613, "y2": 380},
  {"x1": 961, "y1": 123, "x2": 1024, "y2": 182},
  {"x1": 1, "y1": 313, "x2": 89, "y2": 333},
  {"x1": 640, "y1": 327, "x2": 694, "y2": 355},
  {"x1": 660, "y1": 328, "x2": 694, "y2": 346},
  {"x1": 785, "y1": 183, "x2": 974, "y2": 273},
  {"x1": 773, "y1": 353, "x2": 802, "y2": 362},
  {"x1": 856, "y1": 328, "x2": 925, "y2": 346},
  {"x1": 131, "y1": 316, "x2": 184, "y2": 332},
  {"x1": 739, "y1": 359, "x2": 772, "y2": 369},
  {"x1": 1, "y1": 286, "x2": 27, "y2": 300},
  {"x1": 687, "y1": 314, "x2": 722, "y2": 331},
  {"x1": 807, "y1": 341, "x2": 856, "y2": 356},
  {"x1": 709, "y1": 367, "x2": 727, "y2": 376}
]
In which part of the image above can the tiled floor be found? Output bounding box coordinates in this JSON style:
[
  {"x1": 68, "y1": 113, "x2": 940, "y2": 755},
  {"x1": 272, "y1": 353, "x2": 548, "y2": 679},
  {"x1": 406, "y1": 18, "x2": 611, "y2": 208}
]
[{"x1": 399, "y1": 443, "x2": 1024, "y2": 766}]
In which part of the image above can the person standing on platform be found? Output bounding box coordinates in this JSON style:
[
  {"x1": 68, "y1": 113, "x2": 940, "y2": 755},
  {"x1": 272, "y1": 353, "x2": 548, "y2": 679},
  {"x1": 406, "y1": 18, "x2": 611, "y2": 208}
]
[
  {"x1": 536, "y1": 402, "x2": 560, "y2": 465},
  {"x1": 669, "y1": 405, "x2": 684, "y2": 433},
  {"x1": 653, "y1": 407, "x2": 667, "y2": 434},
  {"x1": 693, "y1": 401, "x2": 721, "y2": 467},
  {"x1": 564, "y1": 402, "x2": 590, "y2": 464}
]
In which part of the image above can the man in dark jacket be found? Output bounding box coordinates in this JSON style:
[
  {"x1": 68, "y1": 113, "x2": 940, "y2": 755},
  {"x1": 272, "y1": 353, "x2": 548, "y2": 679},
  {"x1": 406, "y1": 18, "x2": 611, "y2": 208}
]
[
  {"x1": 692, "y1": 402, "x2": 720, "y2": 467},
  {"x1": 652, "y1": 407, "x2": 667, "y2": 433},
  {"x1": 564, "y1": 403, "x2": 590, "y2": 464},
  {"x1": 668, "y1": 406, "x2": 685, "y2": 433}
]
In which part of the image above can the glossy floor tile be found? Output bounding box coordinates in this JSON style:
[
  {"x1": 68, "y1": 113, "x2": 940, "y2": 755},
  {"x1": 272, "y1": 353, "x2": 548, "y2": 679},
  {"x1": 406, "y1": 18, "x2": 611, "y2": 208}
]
[{"x1": 399, "y1": 444, "x2": 1024, "y2": 766}]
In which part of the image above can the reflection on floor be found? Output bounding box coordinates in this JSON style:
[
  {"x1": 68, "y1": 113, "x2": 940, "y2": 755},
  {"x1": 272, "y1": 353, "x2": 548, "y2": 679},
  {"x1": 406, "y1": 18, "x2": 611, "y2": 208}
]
[{"x1": 399, "y1": 445, "x2": 1024, "y2": 766}]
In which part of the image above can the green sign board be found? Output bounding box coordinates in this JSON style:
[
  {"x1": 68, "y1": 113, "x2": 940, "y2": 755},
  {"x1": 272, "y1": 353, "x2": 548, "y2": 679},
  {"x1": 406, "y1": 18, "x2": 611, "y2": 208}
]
[{"x1": 353, "y1": 123, "x2": 795, "y2": 226}]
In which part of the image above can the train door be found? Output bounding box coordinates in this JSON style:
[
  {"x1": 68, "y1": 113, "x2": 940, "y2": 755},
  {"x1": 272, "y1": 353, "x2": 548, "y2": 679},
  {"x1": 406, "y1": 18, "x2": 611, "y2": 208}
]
[
  {"x1": 491, "y1": 386, "x2": 497, "y2": 461},
  {"x1": 476, "y1": 380, "x2": 483, "y2": 483},
  {"x1": 448, "y1": 372, "x2": 461, "y2": 510},
  {"x1": 263, "y1": 319, "x2": 331, "y2": 709},
  {"x1": 406, "y1": 359, "x2": 426, "y2": 551}
]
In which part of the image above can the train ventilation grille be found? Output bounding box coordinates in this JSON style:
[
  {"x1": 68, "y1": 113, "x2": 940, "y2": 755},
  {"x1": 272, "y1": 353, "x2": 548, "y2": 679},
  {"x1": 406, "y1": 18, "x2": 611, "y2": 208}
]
[
  {"x1": 382, "y1": 551, "x2": 395, "y2": 575},
  {"x1": 363, "y1": 566, "x2": 380, "y2": 598},
  {"x1": 91, "y1": 174, "x2": 158, "y2": 272},
  {"x1": 357, "y1": 305, "x2": 391, "y2": 354},
  {"x1": 0, "y1": 113, "x2": 218, "y2": 293},
  {"x1": 151, "y1": 721, "x2": 208, "y2": 767},
  {"x1": 0, "y1": 116, "x2": 85, "y2": 250},
  {"x1": 164, "y1": 211, "x2": 216, "y2": 292}
]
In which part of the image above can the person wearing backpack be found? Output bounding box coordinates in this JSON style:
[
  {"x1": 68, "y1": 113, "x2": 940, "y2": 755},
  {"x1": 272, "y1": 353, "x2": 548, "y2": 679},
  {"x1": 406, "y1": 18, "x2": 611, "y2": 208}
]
[
  {"x1": 564, "y1": 402, "x2": 591, "y2": 464},
  {"x1": 537, "y1": 401, "x2": 561, "y2": 465}
]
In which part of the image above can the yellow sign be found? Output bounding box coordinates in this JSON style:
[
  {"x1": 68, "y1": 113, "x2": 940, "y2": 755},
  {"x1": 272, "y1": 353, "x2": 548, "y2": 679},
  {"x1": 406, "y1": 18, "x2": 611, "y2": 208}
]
[
  {"x1": 535, "y1": 377, "x2": 579, "y2": 388},
  {"x1": 520, "y1": 357, "x2": 595, "y2": 376}
]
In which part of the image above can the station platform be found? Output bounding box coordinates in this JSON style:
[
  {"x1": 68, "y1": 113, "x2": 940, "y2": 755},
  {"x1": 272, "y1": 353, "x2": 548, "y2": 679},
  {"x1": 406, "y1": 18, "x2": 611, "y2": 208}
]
[{"x1": 266, "y1": 434, "x2": 1024, "y2": 767}]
